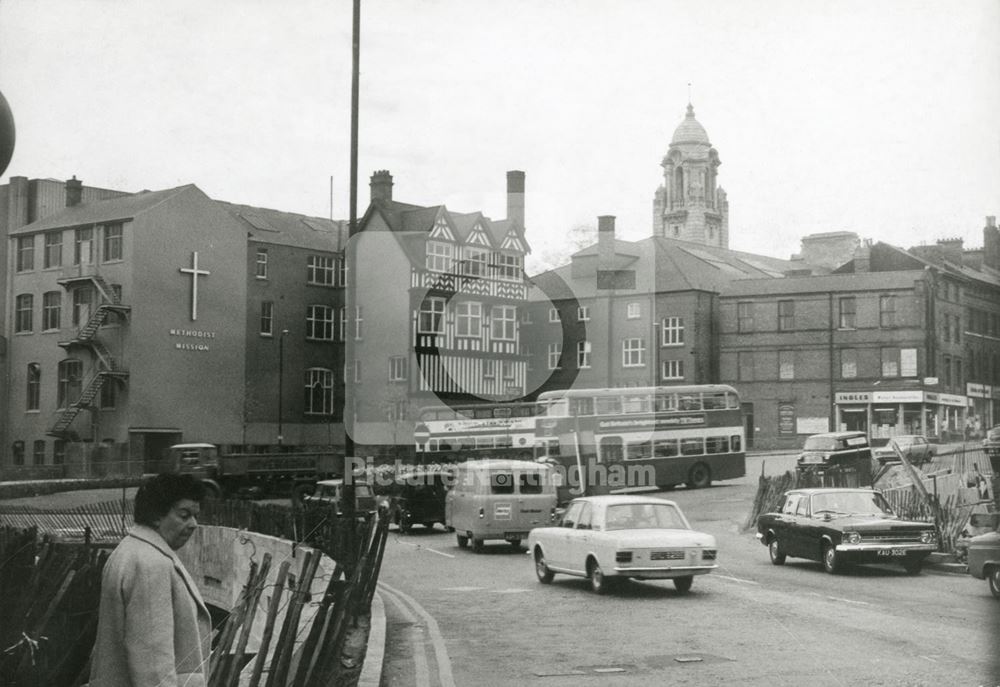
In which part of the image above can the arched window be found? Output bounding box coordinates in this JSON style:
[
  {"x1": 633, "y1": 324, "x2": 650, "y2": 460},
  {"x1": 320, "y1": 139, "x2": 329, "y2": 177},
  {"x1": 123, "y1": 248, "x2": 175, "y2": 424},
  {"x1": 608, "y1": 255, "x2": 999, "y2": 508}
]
[
  {"x1": 304, "y1": 368, "x2": 334, "y2": 415},
  {"x1": 674, "y1": 167, "x2": 684, "y2": 205},
  {"x1": 27, "y1": 363, "x2": 41, "y2": 411}
]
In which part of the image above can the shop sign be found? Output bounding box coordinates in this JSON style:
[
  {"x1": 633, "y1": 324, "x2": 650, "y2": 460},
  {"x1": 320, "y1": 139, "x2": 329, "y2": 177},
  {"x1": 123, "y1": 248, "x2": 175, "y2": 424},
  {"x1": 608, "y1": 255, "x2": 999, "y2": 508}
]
[
  {"x1": 938, "y1": 393, "x2": 967, "y2": 407},
  {"x1": 834, "y1": 392, "x2": 870, "y2": 404},
  {"x1": 872, "y1": 390, "x2": 923, "y2": 403},
  {"x1": 924, "y1": 392, "x2": 939, "y2": 403},
  {"x1": 923, "y1": 377, "x2": 939, "y2": 386},
  {"x1": 778, "y1": 403, "x2": 796, "y2": 435},
  {"x1": 967, "y1": 383, "x2": 991, "y2": 398}
]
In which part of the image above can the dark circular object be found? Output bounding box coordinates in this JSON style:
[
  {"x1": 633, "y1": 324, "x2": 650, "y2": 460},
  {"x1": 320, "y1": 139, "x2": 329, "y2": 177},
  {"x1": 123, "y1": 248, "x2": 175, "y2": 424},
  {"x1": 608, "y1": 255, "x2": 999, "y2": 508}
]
[{"x1": 0, "y1": 89, "x2": 14, "y2": 177}]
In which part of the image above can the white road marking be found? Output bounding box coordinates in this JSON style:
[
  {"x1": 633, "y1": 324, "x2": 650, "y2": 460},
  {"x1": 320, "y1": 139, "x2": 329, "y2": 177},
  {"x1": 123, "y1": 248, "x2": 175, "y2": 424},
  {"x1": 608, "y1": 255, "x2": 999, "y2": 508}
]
[
  {"x1": 380, "y1": 581, "x2": 456, "y2": 687},
  {"x1": 440, "y1": 586, "x2": 484, "y2": 592},
  {"x1": 396, "y1": 540, "x2": 456, "y2": 558},
  {"x1": 713, "y1": 574, "x2": 761, "y2": 585},
  {"x1": 491, "y1": 588, "x2": 532, "y2": 594},
  {"x1": 807, "y1": 591, "x2": 873, "y2": 606}
]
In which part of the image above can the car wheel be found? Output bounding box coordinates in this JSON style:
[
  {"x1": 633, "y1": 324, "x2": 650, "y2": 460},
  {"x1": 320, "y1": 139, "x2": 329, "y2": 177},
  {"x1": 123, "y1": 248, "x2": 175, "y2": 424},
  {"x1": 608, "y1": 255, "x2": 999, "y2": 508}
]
[
  {"x1": 398, "y1": 512, "x2": 412, "y2": 534},
  {"x1": 445, "y1": 526, "x2": 455, "y2": 532},
  {"x1": 673, "y1": 576, "x2": 693, "y2": 594},
  {"x1": 471, "y1": 538, "x2": 485, "y2": 553},
  {"x1": 422, "y1": 522, "x2": 435, "y2": 530},
  {"x1": 822, "y1": 543, "x2": 842, "y2": 574},
  {"x1": 768, "y1": 537, "x2": 787, "y2": 565},
  {"x1": 456, "y1": 533, "x2": 468, "y2": 548},
  {"x1": 588, "y1": 559, "x2": 611, "y2": 595},
  {"x1": 686, "y1": 463, "x2": 711, "y2": 489},
  {"x1": 508, "y1": 538, "x2": 522, "y2": 550},
  {"x1": 534, "y1": 548, "x2": 555, "y2": 584},
  {"x1": 902, "y1": 558, "x2": 923, "y2": 575},
  {"x1": 988, "y1": 567, "x2": 1000, "y2": 599}
]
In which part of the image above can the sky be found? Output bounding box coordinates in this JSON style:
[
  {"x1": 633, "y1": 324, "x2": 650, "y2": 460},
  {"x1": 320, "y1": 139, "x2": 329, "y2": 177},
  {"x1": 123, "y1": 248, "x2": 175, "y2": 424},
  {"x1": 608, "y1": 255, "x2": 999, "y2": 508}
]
[{"x1": 1, "y1": 0, "x2": 998, "y2": 273}]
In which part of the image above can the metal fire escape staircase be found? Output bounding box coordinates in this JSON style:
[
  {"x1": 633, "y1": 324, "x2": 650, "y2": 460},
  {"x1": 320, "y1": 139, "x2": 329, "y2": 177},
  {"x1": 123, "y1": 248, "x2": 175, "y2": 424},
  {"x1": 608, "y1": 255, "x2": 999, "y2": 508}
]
[{"x1": 50, "y1": 274, "x2": 131, "y2": 439}]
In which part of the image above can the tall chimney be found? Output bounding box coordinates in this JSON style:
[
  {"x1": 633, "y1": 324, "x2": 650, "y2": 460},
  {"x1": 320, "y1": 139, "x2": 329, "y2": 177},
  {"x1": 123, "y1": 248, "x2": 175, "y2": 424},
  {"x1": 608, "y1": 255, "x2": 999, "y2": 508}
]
[
  {"x1": 852, "y1": 240, "x2": 871, "y2": 273},
  {"x1": 985, "y1": 216, "x2": 1000, "y2": 271},
  {"x1": 936, "y1": 237, "x2": 964, "y2": 265},
  {"x1": 369, "y1": 170, "x2": 393, "y2": 202},
  {"x1": 65, "y1": 175, "x2": 83, "y2": 207},
  {"x1": 506, "y1": 170, "x2": 525, "y2": 226},
  {"x1": 6, "y1": 176, "x2": 29, "y2": 231},
  {"x1": 598, "y1": 215, "x2": 615, "y2": 268}
]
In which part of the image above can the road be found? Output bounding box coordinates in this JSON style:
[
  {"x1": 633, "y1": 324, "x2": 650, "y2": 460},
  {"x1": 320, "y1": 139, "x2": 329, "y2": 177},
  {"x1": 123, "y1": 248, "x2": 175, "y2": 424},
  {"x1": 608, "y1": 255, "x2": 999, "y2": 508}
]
[{"x1": 376, "y1": 453, "x2": 1000, "y2": 686}]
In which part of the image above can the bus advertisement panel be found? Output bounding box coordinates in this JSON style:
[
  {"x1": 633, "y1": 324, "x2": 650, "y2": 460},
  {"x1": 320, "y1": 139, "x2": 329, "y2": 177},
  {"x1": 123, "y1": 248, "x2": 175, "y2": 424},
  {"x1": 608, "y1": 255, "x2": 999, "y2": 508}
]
[
  {"x1": 535, "y1": 384, "x2": 746, "y2": 495},
  {"x1": 415, "y1": 402, "x2": 542, "y2": 464}
]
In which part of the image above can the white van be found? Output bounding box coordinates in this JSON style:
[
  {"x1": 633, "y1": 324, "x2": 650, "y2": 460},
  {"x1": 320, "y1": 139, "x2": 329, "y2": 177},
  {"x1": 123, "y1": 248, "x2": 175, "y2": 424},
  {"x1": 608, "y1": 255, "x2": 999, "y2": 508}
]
[{"x1": 445, "y1": 459, "x2": 558, "y2": 552}]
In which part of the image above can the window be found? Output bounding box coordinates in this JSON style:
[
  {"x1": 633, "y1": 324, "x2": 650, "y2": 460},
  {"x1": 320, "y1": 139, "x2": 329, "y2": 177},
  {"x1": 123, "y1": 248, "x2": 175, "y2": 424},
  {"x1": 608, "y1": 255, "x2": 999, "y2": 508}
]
[
  {"x1": 738, "y1": 351, "x2": 754, "y2": 381},
  {"x1": 881, "y1": 347, "x2": 900, "y2": 377},
  {"x1": 839, "y1": 296, "x2": 856, "y2": 329},
  {"x1": 418, "y1": 298, "x2": 446, "y2": 334},
  {"x1": 16, "y1": 236, "x2": 34, "y2": 272},
  {"x1": 12, "y1": 441, "x2": 24, "y2": 466},
  {"x1": 100, "y1": 380, "x2": 117, "y2": 409},
  {"x1": 779, "y1": 350, "x2": 795, "y2": 380},
  {"x1": 354, "y1": 306, "x2": 363, "y2": 339},
  {"x1": 33, "y1": 440, "x2": 45, "y2": 466},
  {"x1": 337, "y1": 258, "x2": 347, "y2": 286},
  {"x1": 626, "y1": 302, "x2": 641, "y2": 319},
  {"x1": 42, "y1": 292, "x2": 61, "y2": 331},
  {"x1": 57, "y1": 359, "x2": 83, "y2": 409},
  {"x1": 491, "y1": 305, "x2": 516, "y2": 341},
  {"x1": 103, "y1": 223, "x2": 123, "y2": 261},
  {"x1": 53, "y1": 440, "x2": 66, "y2": 465},
  {"x1": 339, "y1": 307, "x2": 347, "y2": 341},
  {"x1": 577, "y1": 306, "x2": 590, "y2": 321},
  {"x1": 15, "y1": 294, "x2": 32, "y2": 333},
  {"x1": 495, "y1": 252, "x2": 522, "y2": 281},
  {"x1": 389, "y1": 356, "x2": 408, "y2": 381},
  {"x1": 354, "y1": 360, "x2": 362, "y2": 383},
  {"x1": 879, "y1": 295, "x2": 896, "y2": 327},
  {"x1": 548, "y1": 343, "x2": 562, "y2": 370},
  {"x1": 386, "y1": 400, "x2": 408, "y2": 423},
  {"x1": 502, "y1": 360, "x2": 516, "y2": 380},
  {"x1": 661, "y1": 359, "x2": 684, "y2": 380},
  {"x1": 661, "y1": 317, "x2": 684, "y2": 346},
  {"x1": 305, "y1": 368, "x2": 334, "y2": 414},
  {"x1": 308, "y1": 255, "x2": 336, "y2": 285},
  {"x1": 426, "y1": 241, "x2": 453, "y2": 272},
  {"x1": 255, "y1": 249, "x2": 268, "y2": 279},
  {"x1": 577, "y1": 341, "x2": 592, "y2": 369},
  {"x1": 72, "y1": 287, "x2": 93, "y2": 326},
  {"x1": 549, "y1": 308, "x2": 561, "y2": 323},
  {"x1": 27, "y1": 363, "x2": 40, "y2": 411},
  {"x1": 44, "y1": 232, "x2": 63, "y2": 268},
  {"x1": 942, "y1": 314, "x2": 951, "y2": 343},
  {"x1": 306, "y1": 305, "x2": 335, "y2": 340},
  {"x1": 840, "y1": 348, "x2": 857, "y2": 379},
  {"x1": 75, "y1": 227, "x2": 94, "y2": 265},
  {"x1": 456, "y1": 301, "x2": 482, "y2": 337},
  {"x1": 778, "y1": 300, "x2": 795, "y2": 331},
  {"x1": 622, "y1": 338, "x2": 646, "y2": 367},
  {"x1": 737, "y1": 302, "x2": 754, "y2": 333},
  {"x1": 462, "y1": 247, "x2": 489, "y2": 277},
  {"x1": 260, "y1": 301, "x2": 273, "y2": 336}
]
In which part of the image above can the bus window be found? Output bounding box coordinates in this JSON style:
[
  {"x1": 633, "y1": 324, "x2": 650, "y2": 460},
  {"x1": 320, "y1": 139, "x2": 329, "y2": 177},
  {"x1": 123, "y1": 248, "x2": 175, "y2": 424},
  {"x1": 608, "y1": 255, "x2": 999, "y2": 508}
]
[
  {"x1": 596, "y1": 396, "x2": 623, "y2": 415},
  {"x1": 678, "y1": 394, "x2": 702, "y2": 411},
  {"x1": 654, "y1": 392, "x2": 677, "y2": 412},
  {"x1": 519, "y1": 471, "x2": 545, "y2": 494},
  {"x1": 623, "y1": 395, "x2": 652, "y2": 414},
  {"x1": 727, "y1": 393, "x2": 740, "y2": 409},
  {"x1": 705, "y1": 436, "x2": 729, "y2": 454},
  {"x1": 473, "y1": 408, "x2": 492, "y2": 419},
  {"x1": 730, "y1": 435, "x2": 742, "y2": 451},
  {"x1": 599, "y1": 436, "x2": 624, "y2": 463},
  {"x1": 493, "y1": 407, "x2": 512, "y2": 418},
  {"x1": 475, "y1": 436, "x2": 494, "y2": 449},
  {"x1": 490, "y1": 472, "x2": 515, "y2": 494},
  {"x1": 703, "y1": 392, "x2": 727, "y2": 410},
  {"x1": 626, "y1": 441, "x2": 653, "y2": 460},
  {"x1": 536, "y1": 438, "x2": 560, "y2": 458},
  {"x1": 680, "y1": 437, "x2": 704, "y2": 456},
  {"x1": 571, "y1": 397, "x2": 595, "y2": 416},
  {"x1": 544, "y1": 398, "x2": 569, "y2": 417},
  {"x1": 496, "y1": 435, "x2": 513, "y2": 448},
  {"x1": 653, "y1": 439, "x2": 679, "y2": 458}
]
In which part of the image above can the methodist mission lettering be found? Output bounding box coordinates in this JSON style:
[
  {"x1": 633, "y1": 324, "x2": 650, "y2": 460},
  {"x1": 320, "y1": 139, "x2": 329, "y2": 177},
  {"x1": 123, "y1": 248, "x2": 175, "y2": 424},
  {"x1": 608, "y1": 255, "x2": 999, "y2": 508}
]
[{"x1": 169, "y1": 328, "x2": 217, "y2": 352}]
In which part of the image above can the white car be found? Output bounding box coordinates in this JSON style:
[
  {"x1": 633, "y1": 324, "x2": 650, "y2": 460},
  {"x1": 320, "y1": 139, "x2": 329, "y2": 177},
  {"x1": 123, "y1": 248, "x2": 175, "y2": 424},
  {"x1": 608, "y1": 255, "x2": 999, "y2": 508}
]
[{"x1": 527, "y1": 495, "x2": 718, "y2": 594}]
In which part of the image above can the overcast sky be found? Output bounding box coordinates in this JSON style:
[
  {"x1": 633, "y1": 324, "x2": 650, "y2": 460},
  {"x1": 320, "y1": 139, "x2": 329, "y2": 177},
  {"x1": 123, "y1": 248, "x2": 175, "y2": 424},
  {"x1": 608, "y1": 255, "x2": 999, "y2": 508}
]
[{"x1": 1, "y1": 0, "x2": 998, "y2": 272}]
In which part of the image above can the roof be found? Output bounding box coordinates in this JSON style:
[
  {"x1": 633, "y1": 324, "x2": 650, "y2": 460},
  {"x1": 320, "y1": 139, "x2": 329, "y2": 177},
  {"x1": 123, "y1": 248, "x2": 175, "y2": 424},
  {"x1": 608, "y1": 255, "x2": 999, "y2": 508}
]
[
  {"x1": 453, "y1": 459, "x2": 548, "y2": 470},
  {"x1": 569, "y1": 494, "x2": 679, "y2": 507},
  {"x1": 671, "y1": 103, "x2": 710, "y2": 147},
  {"x1": 722, "y1": 269, "x2": 926, "y2": 297},
  {"x1": 10, "y1": 185, "x2": 198, "y2": 235},
  {"x1": 786, "y1": 488, "x2": 878, "y2": 496},
  {"x1": 218, "y1": 201, "x2": 348, "y2": 252}
]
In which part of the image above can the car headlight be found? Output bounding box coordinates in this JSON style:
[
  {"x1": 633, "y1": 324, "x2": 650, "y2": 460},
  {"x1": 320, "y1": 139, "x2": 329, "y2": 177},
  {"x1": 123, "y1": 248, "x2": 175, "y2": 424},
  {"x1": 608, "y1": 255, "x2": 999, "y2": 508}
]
[
  {"x1": 615, "y1": 551, "x2": 633, "y2": 564},
  {"x1": 842, "y1": 531, "x2": 862, "y2": 545},
  {"x1": 920, "y1": 530, "x2": 937, "y2": 544}
]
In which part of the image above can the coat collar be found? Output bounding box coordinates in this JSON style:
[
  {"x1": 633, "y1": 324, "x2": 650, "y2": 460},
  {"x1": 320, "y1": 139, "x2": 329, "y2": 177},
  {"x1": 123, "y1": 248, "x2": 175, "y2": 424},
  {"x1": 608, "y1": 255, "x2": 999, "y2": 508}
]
[{"x1": 128, "y1": 525, "x2": 210, "y2": 617}]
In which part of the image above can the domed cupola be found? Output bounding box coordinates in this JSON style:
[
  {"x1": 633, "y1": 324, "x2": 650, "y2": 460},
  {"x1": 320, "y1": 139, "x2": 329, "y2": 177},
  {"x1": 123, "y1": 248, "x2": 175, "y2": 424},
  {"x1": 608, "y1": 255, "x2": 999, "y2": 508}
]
[{"x1": 670, "y1": 103, "x2": 711, "y2": 147}]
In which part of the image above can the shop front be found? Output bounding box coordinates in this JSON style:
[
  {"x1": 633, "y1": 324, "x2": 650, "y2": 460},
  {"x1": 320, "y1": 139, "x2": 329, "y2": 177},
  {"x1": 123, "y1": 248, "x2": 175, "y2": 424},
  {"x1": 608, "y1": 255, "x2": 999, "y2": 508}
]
[
  {"x1": 834, "y1": 389, "x2": 967, "y2": 442},
  {"x1": 967, "y1": 384, "x2": 997, "y2": 438}
]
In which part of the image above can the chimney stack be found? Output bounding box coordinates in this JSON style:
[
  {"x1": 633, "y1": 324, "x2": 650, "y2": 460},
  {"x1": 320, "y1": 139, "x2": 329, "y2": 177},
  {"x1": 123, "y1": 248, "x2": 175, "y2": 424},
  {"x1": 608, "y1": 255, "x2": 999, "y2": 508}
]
[
  {"x1": 852, "y1": 239, "x2": 871, "y2": 273},
  {"x1": 65, "y1": 175, "x2": 82, "y2": 207},
  {"x1": 6, "y1": 176, "x2": 29, "y2": 231},
  {"x1": 369, "y1": 170, "x2": 393, "y2": 202},
  {"x1": 936, "y1": 237, "x2": 964, "y2": 265},
  {"x1": 598, "y1": 215, "x2": 615, "y2": 268},
  {"x1": 985, "y1": 216, "x2": 1000, "y2": 271},
  {"x1": 506, "y1": 170, "x2": 525, "y2": 226}
]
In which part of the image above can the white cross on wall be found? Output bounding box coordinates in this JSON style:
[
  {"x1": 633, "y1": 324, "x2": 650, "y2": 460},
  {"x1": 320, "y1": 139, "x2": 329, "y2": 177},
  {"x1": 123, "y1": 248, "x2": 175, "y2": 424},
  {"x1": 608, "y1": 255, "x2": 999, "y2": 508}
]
[{"x1": 179, "y1": 251, "x2": 211, "y2": 321}]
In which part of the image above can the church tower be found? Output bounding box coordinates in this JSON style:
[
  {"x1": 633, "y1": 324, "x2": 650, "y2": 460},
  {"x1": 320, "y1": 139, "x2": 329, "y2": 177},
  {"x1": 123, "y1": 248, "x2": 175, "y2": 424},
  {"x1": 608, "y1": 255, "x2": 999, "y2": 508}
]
[{"x1": 652, "y1": 103, "x2": 729, "y2": 247}]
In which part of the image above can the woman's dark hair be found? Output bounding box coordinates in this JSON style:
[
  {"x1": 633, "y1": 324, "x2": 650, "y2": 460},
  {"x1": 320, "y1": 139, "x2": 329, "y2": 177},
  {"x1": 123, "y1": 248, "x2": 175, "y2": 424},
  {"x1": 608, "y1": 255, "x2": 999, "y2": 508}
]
[{"x1": 134, "y1": 473, "x2": 207, "y2": 527}]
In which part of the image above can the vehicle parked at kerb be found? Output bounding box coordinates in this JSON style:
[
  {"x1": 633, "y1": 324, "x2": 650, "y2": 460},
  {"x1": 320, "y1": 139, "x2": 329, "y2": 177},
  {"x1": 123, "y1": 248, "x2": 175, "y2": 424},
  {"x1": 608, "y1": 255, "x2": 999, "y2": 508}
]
[
  {"x1": 966, "y1": 513, "x2": 1000, "y2": 599},
  {"x1": 872, "y1": 435, "x2": 936, "y2": 465},
  {"x1": 796, "y1": 431, "x2": 871, "y2": 473},
  {"x1": 756, "y1": 488, "x2": 936, "y2": 575},
  {"x1": 528, "y1": 494, "x2": 718, "y2": 595},
  {"x1": 984, "y1": 425, "x2": 1000, "y2": 462}
]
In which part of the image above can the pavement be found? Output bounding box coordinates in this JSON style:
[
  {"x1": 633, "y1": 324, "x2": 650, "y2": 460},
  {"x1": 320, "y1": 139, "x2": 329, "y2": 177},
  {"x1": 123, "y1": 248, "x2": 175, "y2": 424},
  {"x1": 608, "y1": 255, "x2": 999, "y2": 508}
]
[{"x1": 358, "y1": 591, "x2": 386, "y2": 687}]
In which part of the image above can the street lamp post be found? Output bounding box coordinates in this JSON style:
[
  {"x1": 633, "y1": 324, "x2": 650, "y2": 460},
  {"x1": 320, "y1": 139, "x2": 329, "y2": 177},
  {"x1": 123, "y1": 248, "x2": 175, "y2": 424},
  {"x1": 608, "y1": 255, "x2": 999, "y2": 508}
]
[{"x1": 278, "y1": 329, "x2": 288, "y2": 448}]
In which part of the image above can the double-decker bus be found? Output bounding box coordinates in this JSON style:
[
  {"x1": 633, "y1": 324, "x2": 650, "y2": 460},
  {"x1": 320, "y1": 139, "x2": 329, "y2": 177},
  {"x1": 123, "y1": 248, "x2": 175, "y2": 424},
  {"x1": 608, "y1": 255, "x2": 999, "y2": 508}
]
[
  {"x1": 414, "y1": 402, "x2": 543, "y2": 464},
  {"x1": 535, "y1": 384, "x2": 745, "y2": 492}
]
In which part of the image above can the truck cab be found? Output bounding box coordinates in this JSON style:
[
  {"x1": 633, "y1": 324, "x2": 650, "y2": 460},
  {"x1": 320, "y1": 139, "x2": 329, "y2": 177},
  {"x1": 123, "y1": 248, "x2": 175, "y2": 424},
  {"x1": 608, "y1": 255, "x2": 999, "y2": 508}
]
[{"x1": 167, "y1": 443, "x2": 220, "y2": 484}]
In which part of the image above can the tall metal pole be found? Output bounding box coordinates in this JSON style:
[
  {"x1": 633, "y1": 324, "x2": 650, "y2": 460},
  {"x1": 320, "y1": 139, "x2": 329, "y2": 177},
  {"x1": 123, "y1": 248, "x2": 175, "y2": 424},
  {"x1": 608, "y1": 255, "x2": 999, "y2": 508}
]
[{"x1": 342, "y1": 0, "x2": 361, "y2": 552}]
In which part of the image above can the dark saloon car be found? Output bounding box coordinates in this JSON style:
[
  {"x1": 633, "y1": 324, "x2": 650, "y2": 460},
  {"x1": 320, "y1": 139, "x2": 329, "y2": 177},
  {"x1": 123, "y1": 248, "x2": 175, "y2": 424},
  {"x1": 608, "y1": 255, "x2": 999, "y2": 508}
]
[
  {"x1": 796, "y1": 431, "x2": 872, "y2": 472},
  {"x1": 756, "y1": 488, "x2": 937, "y2": 575},
  {"x1": 386, "y1": 470, "x2": 448, "y2": 533}
]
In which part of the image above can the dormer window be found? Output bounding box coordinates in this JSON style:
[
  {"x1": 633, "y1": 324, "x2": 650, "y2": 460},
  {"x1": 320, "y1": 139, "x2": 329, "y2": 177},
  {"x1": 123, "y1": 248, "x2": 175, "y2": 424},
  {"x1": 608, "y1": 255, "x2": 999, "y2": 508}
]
[{"x1": 426, "y1": 241, "x2": 453, "y2": 272}]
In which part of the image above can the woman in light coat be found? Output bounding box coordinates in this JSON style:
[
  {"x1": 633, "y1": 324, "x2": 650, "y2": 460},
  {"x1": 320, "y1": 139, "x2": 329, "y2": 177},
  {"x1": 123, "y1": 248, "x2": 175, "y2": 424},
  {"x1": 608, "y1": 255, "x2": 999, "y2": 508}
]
[{"x1": 90, "y1": 474, "x2": 212, "y2": 687}]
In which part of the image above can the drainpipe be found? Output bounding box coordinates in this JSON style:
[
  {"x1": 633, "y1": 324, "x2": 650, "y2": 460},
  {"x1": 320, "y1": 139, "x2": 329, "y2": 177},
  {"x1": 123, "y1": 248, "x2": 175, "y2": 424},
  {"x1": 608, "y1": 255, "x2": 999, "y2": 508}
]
[{"x1": 828, "y1": 292, "x2": 836, "y2": 432}]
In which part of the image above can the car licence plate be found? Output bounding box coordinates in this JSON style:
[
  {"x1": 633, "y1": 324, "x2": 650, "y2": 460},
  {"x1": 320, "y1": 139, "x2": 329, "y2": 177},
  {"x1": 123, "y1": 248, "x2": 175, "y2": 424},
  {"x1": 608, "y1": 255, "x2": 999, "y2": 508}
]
[{"x1": 877, "y1": 548, "x2": 905, "y2": 557}]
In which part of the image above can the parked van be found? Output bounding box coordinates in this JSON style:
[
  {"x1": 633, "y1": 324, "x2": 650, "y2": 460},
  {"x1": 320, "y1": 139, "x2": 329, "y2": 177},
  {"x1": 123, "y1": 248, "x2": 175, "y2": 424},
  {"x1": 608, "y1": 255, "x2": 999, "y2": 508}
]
[{"x1": 445, "y1": 459, "x2": 558, "y2": 552}]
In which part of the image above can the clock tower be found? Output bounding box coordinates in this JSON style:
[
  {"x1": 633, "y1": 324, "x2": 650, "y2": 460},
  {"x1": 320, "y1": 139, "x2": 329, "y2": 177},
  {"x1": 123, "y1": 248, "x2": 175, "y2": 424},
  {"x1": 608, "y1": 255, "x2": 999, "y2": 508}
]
[{"x1": 652, "y1": 103, "x2": 729, "y2": 247}]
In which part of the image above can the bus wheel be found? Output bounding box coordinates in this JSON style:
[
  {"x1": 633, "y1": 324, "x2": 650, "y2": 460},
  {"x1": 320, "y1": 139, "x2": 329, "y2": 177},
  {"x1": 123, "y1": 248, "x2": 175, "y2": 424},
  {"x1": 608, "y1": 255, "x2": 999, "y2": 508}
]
[
  {"x1": 471, "y1": 538, "x2": 485, "y2": 553},
  {"x1": 686, "y1": 463, "x2": 712, "y2": 489}
]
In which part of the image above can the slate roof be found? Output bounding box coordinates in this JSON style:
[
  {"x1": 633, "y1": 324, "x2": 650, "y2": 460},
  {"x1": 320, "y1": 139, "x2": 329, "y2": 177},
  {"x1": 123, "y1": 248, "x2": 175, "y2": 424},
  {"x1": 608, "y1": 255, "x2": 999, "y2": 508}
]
[
  {"x1": 10, "y1": 185, "x2": 197, "y2": 234},
  {"x1": 218, "y1": 201, "x2": 349, "y2": 252}
]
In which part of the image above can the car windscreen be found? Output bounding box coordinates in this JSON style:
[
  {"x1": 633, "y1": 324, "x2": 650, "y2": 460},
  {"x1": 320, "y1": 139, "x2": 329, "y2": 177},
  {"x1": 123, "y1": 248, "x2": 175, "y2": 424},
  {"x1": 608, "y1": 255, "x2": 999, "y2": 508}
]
[
  {"x1": 803, "y1": 436, "x2": 837, "y2": 451},
  {"x1": 603, "y1": 503, "x2": 688, "y2": 531},
  {"x1": 810, "y1": 491, "x2": 894, "y2": 517}
]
